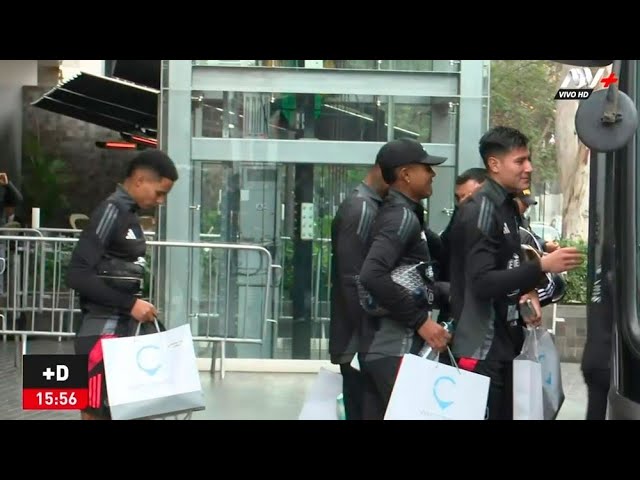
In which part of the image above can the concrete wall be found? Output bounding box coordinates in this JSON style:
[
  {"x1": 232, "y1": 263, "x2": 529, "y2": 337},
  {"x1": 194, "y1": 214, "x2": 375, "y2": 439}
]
[
  {"x1": 0, "y1": 61, "x2": 39, "y2": 185},
  {"x1": 0, "y1": 60, "x2": 38, "y2": 87},
  {"x1": 543, "y1": 304, "x2": 587, "y2": 363}
]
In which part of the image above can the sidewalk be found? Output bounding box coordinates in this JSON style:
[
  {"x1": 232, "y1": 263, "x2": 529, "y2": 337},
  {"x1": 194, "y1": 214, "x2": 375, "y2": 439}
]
[{"x1": 0, "y1": 339, "x2": 588, "y2": 420}]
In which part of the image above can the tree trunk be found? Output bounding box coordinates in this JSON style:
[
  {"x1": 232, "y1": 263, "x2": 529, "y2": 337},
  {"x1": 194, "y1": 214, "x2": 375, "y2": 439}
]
[{"x1": 555, "y1": 64, "x2": 590, "y2": 240}]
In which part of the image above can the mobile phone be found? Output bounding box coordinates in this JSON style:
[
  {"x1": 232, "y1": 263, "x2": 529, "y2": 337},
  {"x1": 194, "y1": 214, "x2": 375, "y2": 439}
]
[{"x1": 520, "y1": 298, "x2": 536, "y2": 320}]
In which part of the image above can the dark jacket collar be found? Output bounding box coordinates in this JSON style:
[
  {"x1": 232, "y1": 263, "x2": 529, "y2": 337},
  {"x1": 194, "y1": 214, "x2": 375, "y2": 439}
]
[
  {"x1": 112, "y1": 184, "x2": 140, "y2": 213},
  {"x1": 355, "y1": 182, "x2": 384, "y2": 204},
  {"x1": 387, "y1": 188, "x2": 425, "y2": 223},
  {"x1": 482, "y1": 177, "x2": 515, "y2": 206}
]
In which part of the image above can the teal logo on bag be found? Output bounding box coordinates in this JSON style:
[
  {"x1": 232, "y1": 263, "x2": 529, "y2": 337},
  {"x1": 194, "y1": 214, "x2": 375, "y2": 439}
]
[
  {"x1": 136, "y1": 345, "x2": 162, "y2": 376},
  {"x1": 537, "y1": 353, "x2": 553, "y2": 385},
  {"x1": 433, "y1": 376, "x2": 455, "y2": 410}
]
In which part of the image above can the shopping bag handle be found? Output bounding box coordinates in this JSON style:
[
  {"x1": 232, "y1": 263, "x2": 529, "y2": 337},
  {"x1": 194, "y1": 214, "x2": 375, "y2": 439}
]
[
  {"x1": 420, "y1": 345, "x2": 460, "y2": 374},
  {"x1": 521, "y1": 326, "x2": 540, "y2": 360},
  {"x1": 135, "y1": 317, "x2": 161, "y2": 336}
]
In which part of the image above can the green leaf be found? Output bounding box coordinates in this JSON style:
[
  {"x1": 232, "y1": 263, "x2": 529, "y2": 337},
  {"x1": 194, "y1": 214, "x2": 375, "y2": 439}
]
[
  {"x1": 21, "y1": 133, "x2": 72, "y2": 225},
  {"x1": 489, "y1": 60, "x2": 562, "y2": 185}
]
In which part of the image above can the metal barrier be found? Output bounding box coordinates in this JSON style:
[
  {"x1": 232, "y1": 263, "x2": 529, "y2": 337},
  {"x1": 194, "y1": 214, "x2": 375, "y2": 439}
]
[
  {"x1": 144, "y1": 239, "x2": 277, "y2": 378},
  {"x1": 3, "y1": 228, "x2": 331, "y2": 358},
  {"x1": 36, "y1": 230, "x2": 332, "y2": 355},
  {"x1": 0, "y1": 229, "x2": 74, "y2": 370},
  {"x1": 0, "y1": 232, "x2": 279, "y2": 379}
]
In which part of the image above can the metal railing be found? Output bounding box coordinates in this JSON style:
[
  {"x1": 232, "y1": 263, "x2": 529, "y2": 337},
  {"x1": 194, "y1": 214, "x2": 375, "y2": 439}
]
[{"x1": 0, "y1": 231, "x2": 279, "y2": 378}]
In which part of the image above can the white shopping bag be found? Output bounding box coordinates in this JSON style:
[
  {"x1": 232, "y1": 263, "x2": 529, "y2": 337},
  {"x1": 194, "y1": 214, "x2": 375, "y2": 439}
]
[
  {"x1": 102, "y1": 322, "x2": 205, "y2": 420},
  {"x1": 513, "y1": 328, "x2": 544, "y2": 420},
  {"x1": 535, "y1": 328, "x2": 565, "y2": 420},
  {"x1": 384, "y1": 351, "x2": 490, "y2": 420},
  {"x1": 298, "y1": 367, "x2": 343, "y2": 420}
]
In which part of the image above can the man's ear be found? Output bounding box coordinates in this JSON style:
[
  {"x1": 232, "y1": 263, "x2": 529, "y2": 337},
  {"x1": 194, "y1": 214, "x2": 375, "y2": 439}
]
[
  {"x1": 399, "y1": 166, "x2": 411, "y2": 183},
  {"x1": 132, "y1": 170, "x2": 150, "y2": 186},
  {"x1": 487, "y1": 156, "x2": 500, "y2": 174}
]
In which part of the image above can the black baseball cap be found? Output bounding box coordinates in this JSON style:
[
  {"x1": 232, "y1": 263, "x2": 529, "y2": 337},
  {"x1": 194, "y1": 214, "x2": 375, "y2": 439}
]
[
  {"x1": 517, "y1": 189, "x2": 538, "y2": 206},
  {"x1": 375, "y1": 138, "x2": 447, "y2": 169}
]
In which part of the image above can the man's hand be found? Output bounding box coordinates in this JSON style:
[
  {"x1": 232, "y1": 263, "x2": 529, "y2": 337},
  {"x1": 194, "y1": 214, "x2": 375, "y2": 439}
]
[
  {"x1": 0, "y1": 173, "x2": 7, "y2": 186},
  {"x1": 417, "y1": 317, "x2": 451, "y2": 353},
  {"x1": 540, "y1": 247, "x2": 583, "y2": 273},
  {"x1": 519, "y1": 291, "x2": 542, "y2": 327},
  {"x1": 544, "y1": 241, "x2": 560, "y2": 253},
  {"x1": 130, "y1": 299, "x2": 157, "y2": 323}
]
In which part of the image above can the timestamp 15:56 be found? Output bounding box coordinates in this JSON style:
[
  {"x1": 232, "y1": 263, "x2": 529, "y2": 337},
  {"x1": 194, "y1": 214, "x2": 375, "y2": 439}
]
[{"x1": 23, "y1": 389, "x2": 89, "y2": 410}]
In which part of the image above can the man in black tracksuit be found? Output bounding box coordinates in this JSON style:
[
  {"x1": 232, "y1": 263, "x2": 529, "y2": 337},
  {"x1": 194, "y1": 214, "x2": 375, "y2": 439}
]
[
  {"x1": 438, "y1": 167, "x2": 488, "y2": 283},
  {"x1": 66, "y1": 150, "x2": 178, "y2": 420},
  {"x1": 515, "y1": 189, "x2": 560, "y2": 254},
  {"x1": 0, "y1": 172, "x2": 23, "y2": 224},
  {"x1": 358, "y1": 138, "x2": 451, "y2": 420},
  {"x1": 434, "y1": 168, "x2": 488, "y2": 325},
  {"x1": 516, "y1": 190, "x2": 567, "y2": 307},
  {"x1": 330, "y1": 163, "x2": 387, "y2": 420},
  {"x1": 448, "y1": 126, "x2": 583, "y2": 419}
]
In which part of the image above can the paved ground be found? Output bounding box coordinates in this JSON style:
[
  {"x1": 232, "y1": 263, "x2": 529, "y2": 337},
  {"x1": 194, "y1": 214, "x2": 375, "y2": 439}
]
[
  {"x1": 0, "y1": 338, "x2": 78, "y2": 419},
  {"x1": 0, "y1": 338, "x2": 588, "y2": 420}
]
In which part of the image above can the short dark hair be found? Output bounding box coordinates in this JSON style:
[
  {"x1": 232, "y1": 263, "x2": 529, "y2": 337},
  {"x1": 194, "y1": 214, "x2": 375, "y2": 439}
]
[
  {"x1": 126, "y1": 149, "x2": 179, "y2": 181},
  {"x1": 380, "y1": 164, "x2": 398, "y2": 184},
  {"x1": 455, "y1": 167, "x2": 487, "y2": 186},
  {"x1": 478, "y1": 126, "x2": 529, "y2": 167}
]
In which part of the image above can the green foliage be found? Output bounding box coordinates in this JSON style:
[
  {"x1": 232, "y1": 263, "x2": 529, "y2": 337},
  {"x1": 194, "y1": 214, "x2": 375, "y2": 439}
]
[
  {"x1": 315, "y1": 213, "x2": 332, "y2": 239},
  {"x1": 279, "y1": 212, "x2": 334, "y2": 302},
  {"x1": 558, "y1": 238, "x2": 588, "y2": 304},
  {"x1": 22, "y1": 134, "x2": 73, "y2": 226},
  {"x1": 489, "y1": 61, "x2": 562, "y2": 184},
  {"x1": 201, "y1": 209, "x2": 221, "y2": 234},
  {"x1": 336, "y1": 60, "x2": 435, "y2": 72},
  {"x1": 394, "y1": 103, "x2": 431, "y2": 141},
  {"x1": 281, "y1": 237, "x2": 332, "y2": 302},
  {"x1": 40, "y1": 244, "x2": 75, "y2": 291}
]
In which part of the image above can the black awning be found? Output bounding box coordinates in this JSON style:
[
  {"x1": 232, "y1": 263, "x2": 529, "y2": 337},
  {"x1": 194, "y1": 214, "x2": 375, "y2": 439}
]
[
  {"x1": 31, "y1": 72, "x2": 159, "y2": 137},
  {"x1": 111, "y1": 60, "x2": 161, "y2": 90}
]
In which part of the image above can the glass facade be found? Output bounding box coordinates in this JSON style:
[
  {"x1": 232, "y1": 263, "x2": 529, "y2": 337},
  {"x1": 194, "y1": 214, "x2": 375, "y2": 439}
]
[
  {"x1": 191, "y1": 91, "x2": 457, "y2": 143},
  {"x1": 192, "y1": 60, "x2": 462, "y2": 73},
  {"x1": 158, "y1": 60, "x2": 489, "y2": 360}
]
